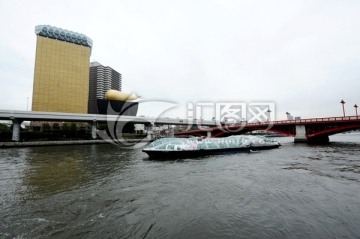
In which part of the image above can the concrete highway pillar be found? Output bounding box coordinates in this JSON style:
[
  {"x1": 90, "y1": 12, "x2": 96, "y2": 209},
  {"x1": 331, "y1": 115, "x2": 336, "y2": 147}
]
[
  {"x1": 146, "y1": 123, "x2": 154, "y2": 140},
  {"x1": 169, "y1": 126, "x2": 174, "y2": 138},
  {"x1": 91, "y1": 120, "x2": 97, "y2": 139},
  {"x1": 294, "y1": 125, "x2": 307, "y2": 143},
  {"x1": 207, "y1": 131, "x2": 212, "y2": 138},
  {"x1": 11, "y1": 120, "x2": 22, "y2": 142}
]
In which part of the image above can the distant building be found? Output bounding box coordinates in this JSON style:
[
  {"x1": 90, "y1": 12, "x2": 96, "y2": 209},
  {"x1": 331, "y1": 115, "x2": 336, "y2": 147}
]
[
  {"x1": 32, "y1": 25, "x2": 92, "y2": 113},
  {"x1": 88, "y1": 62, "x2": 122, "y2": 114},
  {"x1": 286, "y1": 112, "x2": 294, "y2": 120},
  {"x1": 134, "y1": 124, "x2": 145, "y2": 134}
]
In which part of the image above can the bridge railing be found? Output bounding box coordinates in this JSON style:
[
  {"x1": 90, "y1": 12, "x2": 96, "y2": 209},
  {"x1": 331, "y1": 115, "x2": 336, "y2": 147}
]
[
  {"x1": 245, "y1": 115, "x2": 360, "y2": 126},
  {"x1": 191, "y1": 116, "x2": 360, "y2": 130}
]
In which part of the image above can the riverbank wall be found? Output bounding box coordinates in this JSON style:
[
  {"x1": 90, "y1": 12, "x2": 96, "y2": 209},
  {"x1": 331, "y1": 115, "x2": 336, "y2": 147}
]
[{"x1": 0, "y1": 139, "x2": 150, "y2": 148}]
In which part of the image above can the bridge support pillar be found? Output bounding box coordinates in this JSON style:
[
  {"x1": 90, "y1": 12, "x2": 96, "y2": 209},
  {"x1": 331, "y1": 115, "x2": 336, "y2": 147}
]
[
  {"x1": 11, "y1": 119, "x2": 22, "y2": 142},
  {"x1": 91, "y1": 120, "x2": 97, "y2": 139},
  {"x1": 294, "y1": 125, "x2": 330, "y2": 143},
  {"x1": 146, "y1": 124, "x2": 154, "y2": 140},
  {"x1": 294, "y1": 125, "x2": 307, "y2": 143},
  {"x1": 207, "y1": 131, "x2": 212, "y2": 138}
]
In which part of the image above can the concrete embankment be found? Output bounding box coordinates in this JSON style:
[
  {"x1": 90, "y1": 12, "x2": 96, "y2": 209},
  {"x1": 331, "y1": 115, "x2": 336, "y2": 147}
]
[{"x1": 0, "y1": 139, "x2": 150, "y2": 148}]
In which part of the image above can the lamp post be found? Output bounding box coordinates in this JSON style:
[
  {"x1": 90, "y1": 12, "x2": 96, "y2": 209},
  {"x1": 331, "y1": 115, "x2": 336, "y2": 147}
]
[
  {"x1": 267, "y1": 109, "x2": 272, "y2": 122},
  {"x1": 354, "y1": 104, "x2": 358, "y2": 117},
  {"x1": 340, "y1": 99, "x2": 346, "y2": 117}
]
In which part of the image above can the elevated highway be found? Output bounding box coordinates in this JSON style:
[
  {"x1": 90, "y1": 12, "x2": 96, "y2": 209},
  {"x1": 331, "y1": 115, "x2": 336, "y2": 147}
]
[{"x1": 0, "y1": 109, "x2": 215, "y2": 141}]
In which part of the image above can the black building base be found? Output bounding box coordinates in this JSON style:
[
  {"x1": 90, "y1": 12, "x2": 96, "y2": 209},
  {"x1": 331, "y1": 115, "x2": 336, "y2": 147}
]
[{"x1": 97, "y1": 99, "x2": 138, "y2": 116}]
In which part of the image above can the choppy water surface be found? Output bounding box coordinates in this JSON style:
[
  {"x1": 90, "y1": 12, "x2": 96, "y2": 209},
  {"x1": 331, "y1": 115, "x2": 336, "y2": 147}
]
[{"x1": 1, "y1": 134, "x2": 360, "y2": 239}]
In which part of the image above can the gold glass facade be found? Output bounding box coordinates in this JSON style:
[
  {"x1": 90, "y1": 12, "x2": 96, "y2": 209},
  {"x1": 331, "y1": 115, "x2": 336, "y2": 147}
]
[{"x1": 32, "y1": 36, "x2": 91, "y2": 113}]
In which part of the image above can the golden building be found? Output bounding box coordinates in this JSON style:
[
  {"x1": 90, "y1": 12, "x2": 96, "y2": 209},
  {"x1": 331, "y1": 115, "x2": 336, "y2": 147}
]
[{"x1": 32, "y1": 25, "x2": 92, "y2": 113}]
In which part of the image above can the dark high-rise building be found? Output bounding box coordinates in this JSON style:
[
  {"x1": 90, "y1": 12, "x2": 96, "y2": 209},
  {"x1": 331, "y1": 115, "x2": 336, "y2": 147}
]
[{"x1": 88, "y1": 62, "x2": 122, "y2": 114}]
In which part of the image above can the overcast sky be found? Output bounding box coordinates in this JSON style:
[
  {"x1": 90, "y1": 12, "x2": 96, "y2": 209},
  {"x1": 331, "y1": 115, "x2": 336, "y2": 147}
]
[{"x1": 0, "y1": 0, "x2": 359, "y2": 120}]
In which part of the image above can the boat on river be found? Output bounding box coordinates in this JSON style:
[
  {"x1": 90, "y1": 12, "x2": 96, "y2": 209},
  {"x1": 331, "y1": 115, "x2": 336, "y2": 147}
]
[{"x1": 142, "y1": 135, "x2": 280, "y2": 159}]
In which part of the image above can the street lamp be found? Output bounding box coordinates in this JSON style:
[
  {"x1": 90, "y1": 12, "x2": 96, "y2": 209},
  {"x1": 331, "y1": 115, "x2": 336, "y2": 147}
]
[
  {"x1": 267, "y1": 109, "x2": 272, "y2": 122},
  {"x1": 354, "y1": 104, "x2": 358, "y2": 117},
  {"x1": 340, "y1": 99, "x2": 346, "y2": 117}
]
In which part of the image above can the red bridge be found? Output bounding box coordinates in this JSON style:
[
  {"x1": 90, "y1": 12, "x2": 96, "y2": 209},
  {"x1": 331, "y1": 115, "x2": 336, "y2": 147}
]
[{"x1": 175, "y1": 116, "x2": 360, "y2": 143}]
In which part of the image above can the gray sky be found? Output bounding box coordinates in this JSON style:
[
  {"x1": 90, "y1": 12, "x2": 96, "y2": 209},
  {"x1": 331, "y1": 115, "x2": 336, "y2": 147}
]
[{"x1": 0, "y1": 0, "x2": 359, "y2": 120}]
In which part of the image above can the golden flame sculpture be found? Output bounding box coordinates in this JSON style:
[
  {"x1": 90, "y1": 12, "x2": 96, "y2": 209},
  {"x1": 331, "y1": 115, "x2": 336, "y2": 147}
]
[{"x1": 105, "y1": 90, "x2": 139, "y2": 101}]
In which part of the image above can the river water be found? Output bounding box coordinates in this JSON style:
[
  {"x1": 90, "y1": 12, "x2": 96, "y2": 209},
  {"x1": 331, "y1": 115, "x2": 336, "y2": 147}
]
[{"x1": 1, "y1": 134, "x2": 360, "y2": 239}]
